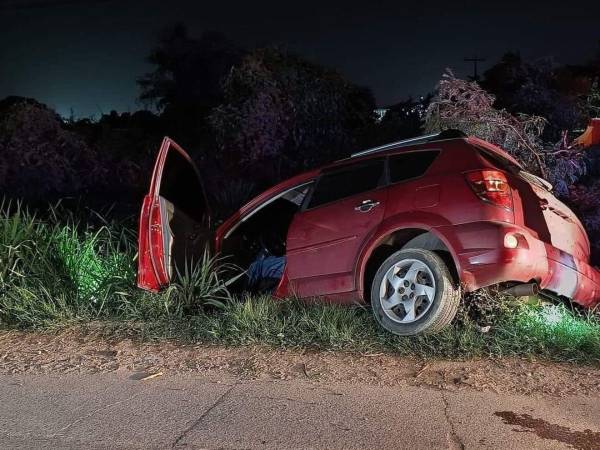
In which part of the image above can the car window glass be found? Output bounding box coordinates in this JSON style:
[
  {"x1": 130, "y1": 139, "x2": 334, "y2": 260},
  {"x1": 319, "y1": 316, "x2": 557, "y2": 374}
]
[
  {"x1": 282, "y1": 183, "x2": 313, "y2": 206},
  {"x1": 308, "y1": 159, "x2": 384, "y2": 209},
  {"x1": 389, "y1": 151, "x2": 439, "y2": 184}
]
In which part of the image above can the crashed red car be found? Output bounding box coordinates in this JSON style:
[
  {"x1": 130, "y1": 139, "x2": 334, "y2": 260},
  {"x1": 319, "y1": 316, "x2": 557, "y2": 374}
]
[{"x1": 137, "y1": 131, "x2": 600, "y2": 335}]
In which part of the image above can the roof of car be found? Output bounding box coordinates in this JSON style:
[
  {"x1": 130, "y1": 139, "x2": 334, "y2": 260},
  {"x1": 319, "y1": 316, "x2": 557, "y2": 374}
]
[
  {"x1": 348, "y1": 130, "x2": 466, "y2": 158},
  {"x1": 233, "y1": 131, "x2": 523, "y2": 218},
  {"x1": 327, "y1": 130, "x2": 523, "y2": 171}
]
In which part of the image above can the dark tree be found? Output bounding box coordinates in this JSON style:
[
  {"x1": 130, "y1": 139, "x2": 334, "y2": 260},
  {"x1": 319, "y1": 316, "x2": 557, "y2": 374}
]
[
  {"x1": 138, "y1": 24, "x2": 243, "y2": 112},
  {"x1": 138, "y1": 24, "x2": 244, "y2": 147},
  {"x1": 481, "y1": 53, "x2": 598, "y2": 140},
  {"x1": 67, "y1": 109, "x2": 164, "y2": 202},
  {"x1": 209, "y1": 47, "x2": 376, "y2": 181},
  {"x1": 480, "y1": 52, "x2": 528, "y2": 110},
  {"x1": 0, "y1": 97, "x2": 99, "y2": 202}
]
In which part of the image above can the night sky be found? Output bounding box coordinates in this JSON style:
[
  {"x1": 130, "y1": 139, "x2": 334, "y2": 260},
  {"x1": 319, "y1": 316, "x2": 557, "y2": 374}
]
[{"x1": 2, "y1": 0, "x2": 600, "y2": 118}]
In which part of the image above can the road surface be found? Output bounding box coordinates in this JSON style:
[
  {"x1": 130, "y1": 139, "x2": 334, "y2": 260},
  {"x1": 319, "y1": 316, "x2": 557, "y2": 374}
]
[{"x1": 1, "y1": 372, "x2": 600, "y2": 449}]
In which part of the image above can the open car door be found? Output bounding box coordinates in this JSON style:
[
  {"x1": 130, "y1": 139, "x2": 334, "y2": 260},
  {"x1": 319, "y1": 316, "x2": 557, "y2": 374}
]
[{"x1": 137, "y1": 137, "x2": 211, "y2": 291}]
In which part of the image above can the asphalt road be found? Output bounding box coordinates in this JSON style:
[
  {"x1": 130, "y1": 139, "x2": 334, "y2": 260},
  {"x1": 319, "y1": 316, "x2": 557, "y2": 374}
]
[{"x1": 1, "y1": 373, "x2": 599, "y2": 449}]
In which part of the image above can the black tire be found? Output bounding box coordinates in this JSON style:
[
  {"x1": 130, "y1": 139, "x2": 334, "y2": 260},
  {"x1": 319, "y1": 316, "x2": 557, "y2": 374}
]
[{"x1": 370, "y1": 248, "x2": 460, "y2": 336}]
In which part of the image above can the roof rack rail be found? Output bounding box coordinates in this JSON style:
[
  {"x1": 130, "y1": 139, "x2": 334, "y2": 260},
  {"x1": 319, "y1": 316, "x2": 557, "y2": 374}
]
[{"x1": 350, "y1": 129, "x2": 466, "y2": 158}]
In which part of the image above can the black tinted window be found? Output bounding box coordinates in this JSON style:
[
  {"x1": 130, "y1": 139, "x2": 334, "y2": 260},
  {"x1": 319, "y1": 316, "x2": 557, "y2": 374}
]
[
  {"x1": 389, "y1": 151, "x2": 439, "y2": 183},
  {"x1": 308, "y1": 159, "x2": 384, "y2": 209}
]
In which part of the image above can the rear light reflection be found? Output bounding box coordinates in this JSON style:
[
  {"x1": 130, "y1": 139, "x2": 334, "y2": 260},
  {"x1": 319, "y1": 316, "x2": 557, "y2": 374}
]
[
  {"x1": 503, "y1": 232, "x2": 529, "y2": 250},
  {"x1": 504, "y1": 233, "x2": 519, "y2": 249},
  {"x1": 465, "y1": 170, "x2": 513, "y2": 210}
]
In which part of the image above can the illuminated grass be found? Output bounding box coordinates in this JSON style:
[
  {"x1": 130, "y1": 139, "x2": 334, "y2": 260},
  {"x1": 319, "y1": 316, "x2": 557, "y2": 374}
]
[
  {"x1": 497, "y1": 304, "x2": 600, "y2": 361},
  {"x1": 0, "y1": 201, "x2": 137, "y2": 327},
  {"x1": 126, "y1": 296, "x2": 600, "y2": 364}
]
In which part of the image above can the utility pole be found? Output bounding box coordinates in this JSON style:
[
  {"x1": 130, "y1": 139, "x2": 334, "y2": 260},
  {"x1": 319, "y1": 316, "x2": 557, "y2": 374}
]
[{"x1": 464, "y1": 56, "x2": 486, "y2": 81}]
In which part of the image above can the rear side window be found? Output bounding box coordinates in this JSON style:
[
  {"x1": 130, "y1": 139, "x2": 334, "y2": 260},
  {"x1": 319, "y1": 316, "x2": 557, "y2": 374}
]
[
  {"x1": 308, "y1": 159, "x2": 385, "y2": 209},
  {"x1": 389, "y1": 151, "x2": 439, "y2": 183}
]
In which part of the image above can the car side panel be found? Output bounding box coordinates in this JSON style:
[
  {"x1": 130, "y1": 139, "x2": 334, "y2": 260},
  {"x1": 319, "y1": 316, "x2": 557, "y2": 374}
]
[{"x1": 286, "y1": 186, "x2": 388, "y2": 298}]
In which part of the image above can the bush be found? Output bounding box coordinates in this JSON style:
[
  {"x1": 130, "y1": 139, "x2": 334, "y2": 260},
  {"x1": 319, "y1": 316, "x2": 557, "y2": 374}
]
[{"x1": 0, "y1": 97, "x2": 100, "y2": 202}]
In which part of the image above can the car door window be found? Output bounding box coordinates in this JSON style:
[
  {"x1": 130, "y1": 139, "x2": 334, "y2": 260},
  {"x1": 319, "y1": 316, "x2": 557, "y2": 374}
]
[
  {"x1": 388, "y1": 151, "x2": 440, "y2": 184},
  {"x1": 307, "y1": 159, "x2": 385, "y2": 209}
]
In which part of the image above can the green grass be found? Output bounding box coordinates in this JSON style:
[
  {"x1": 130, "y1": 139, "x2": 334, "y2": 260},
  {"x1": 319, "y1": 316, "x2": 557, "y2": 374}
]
[
  {"x1": 124, "y1": 297, "x2": 600, "y2": 363},
  {"x1": 1, "y1": 200, "x2": 600, "y2": 364}
]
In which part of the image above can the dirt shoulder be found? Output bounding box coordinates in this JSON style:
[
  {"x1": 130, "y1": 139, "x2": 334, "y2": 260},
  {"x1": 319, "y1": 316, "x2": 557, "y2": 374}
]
[{"x1": 1, "y1": 327, "x2": 600, "y2": 398}]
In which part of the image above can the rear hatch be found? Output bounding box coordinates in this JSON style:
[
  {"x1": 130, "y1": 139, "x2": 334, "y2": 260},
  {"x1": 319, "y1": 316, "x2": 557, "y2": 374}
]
[
  {"x1": 471, "y1": 138, "x2": 591, "y2": 262},
  {"x1": 518, "y1": 175, "x2": 590, "y2": 262},
  {"x1": 137, "y1": 137, "x2": 211, "y2": 291}
]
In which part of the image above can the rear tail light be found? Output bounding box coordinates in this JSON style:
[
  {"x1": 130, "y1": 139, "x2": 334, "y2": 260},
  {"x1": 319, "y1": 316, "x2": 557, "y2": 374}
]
[
  {"x1": 503, "y1": 232, "x2": 528, "y2": 249},
  {"x1": 465, "y1": 170, "x2": 513, "y2": 210}
]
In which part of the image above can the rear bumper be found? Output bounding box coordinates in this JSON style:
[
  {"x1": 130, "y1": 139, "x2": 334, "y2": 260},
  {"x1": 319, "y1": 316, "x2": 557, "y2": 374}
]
[{"x1": 437, "y1": 221, "x2": 600, "y2": 308}]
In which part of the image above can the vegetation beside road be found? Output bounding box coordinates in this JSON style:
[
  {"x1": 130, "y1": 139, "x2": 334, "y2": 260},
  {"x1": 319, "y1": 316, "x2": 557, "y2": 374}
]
[{"x1": 1, "y1": 202, "x2": 600, "y2": 365}]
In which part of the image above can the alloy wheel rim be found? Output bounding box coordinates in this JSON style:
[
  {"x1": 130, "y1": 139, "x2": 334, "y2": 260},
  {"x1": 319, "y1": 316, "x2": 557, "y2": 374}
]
[{"x1": 379, "y1": 258, "x2": 436, "y2": 324}]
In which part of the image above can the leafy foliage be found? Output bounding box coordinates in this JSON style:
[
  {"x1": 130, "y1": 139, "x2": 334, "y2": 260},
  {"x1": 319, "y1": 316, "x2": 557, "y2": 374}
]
[
  {"x1": 67, "y1": 109, "x2": 164, "y2": 201},
  {"x1": 0, "y1": 97, "x2": 100, "y2": 202},
  {"x1": 425, "y1": 71, "x2": 548, "y2": 174},
  {"x1": 481, "y1": 52, "x2": 595, "y2": 139},
  {"x1": 162, "y1": 250, "x2": 239, "y2": 316},
  {"x1": 0, "y1": 201, "x2": 134, "y2": 327},
  {"x1": 209, "y1": 47, "x2": 376, "y2": 179},
  {"x1": 425, "y1": 71, "x2": 587, "y2": 195},
  {"x1": 587, "y1": 78, "x2": 600, "y2": 117}
]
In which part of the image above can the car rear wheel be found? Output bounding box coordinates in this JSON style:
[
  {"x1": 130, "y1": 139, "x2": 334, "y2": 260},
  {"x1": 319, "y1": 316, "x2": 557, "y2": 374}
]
[{"x1": 370, "y1": 249, "x2": 460, "y2": 336}]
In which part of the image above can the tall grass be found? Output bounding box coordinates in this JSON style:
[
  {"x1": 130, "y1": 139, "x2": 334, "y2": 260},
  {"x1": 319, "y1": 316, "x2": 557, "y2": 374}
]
[
  {"x1": 1, "y1": 200, "x2": 600, "y2": 364},
  {"x1": 0, "y1": 201, "x2": 234, "y2": 327},
  {"x1": 0, "y1": 201, "x2": 135, "y2": 327}
]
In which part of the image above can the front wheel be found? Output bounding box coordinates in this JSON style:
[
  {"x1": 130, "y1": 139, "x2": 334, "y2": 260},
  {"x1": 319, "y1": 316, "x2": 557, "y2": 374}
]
[{"x1": 370, "y1": 249, "x2": 460, "y2": 336}]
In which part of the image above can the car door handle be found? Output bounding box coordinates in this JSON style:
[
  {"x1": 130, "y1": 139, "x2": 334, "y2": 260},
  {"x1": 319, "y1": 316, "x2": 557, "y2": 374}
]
[{"x1": 354, "y1": 199, "x2": 380, "y2": 213}]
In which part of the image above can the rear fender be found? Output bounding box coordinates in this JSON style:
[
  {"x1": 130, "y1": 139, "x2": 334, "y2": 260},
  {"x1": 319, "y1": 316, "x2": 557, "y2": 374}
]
[{"x1": 355, "y1": 211, "x2": 463, "y2": 299}]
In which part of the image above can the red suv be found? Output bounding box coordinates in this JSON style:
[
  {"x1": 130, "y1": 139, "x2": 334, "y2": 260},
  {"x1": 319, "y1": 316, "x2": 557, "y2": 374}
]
[{"x1": 138, "y1": 131, "x2": 600, "y2": 335}]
